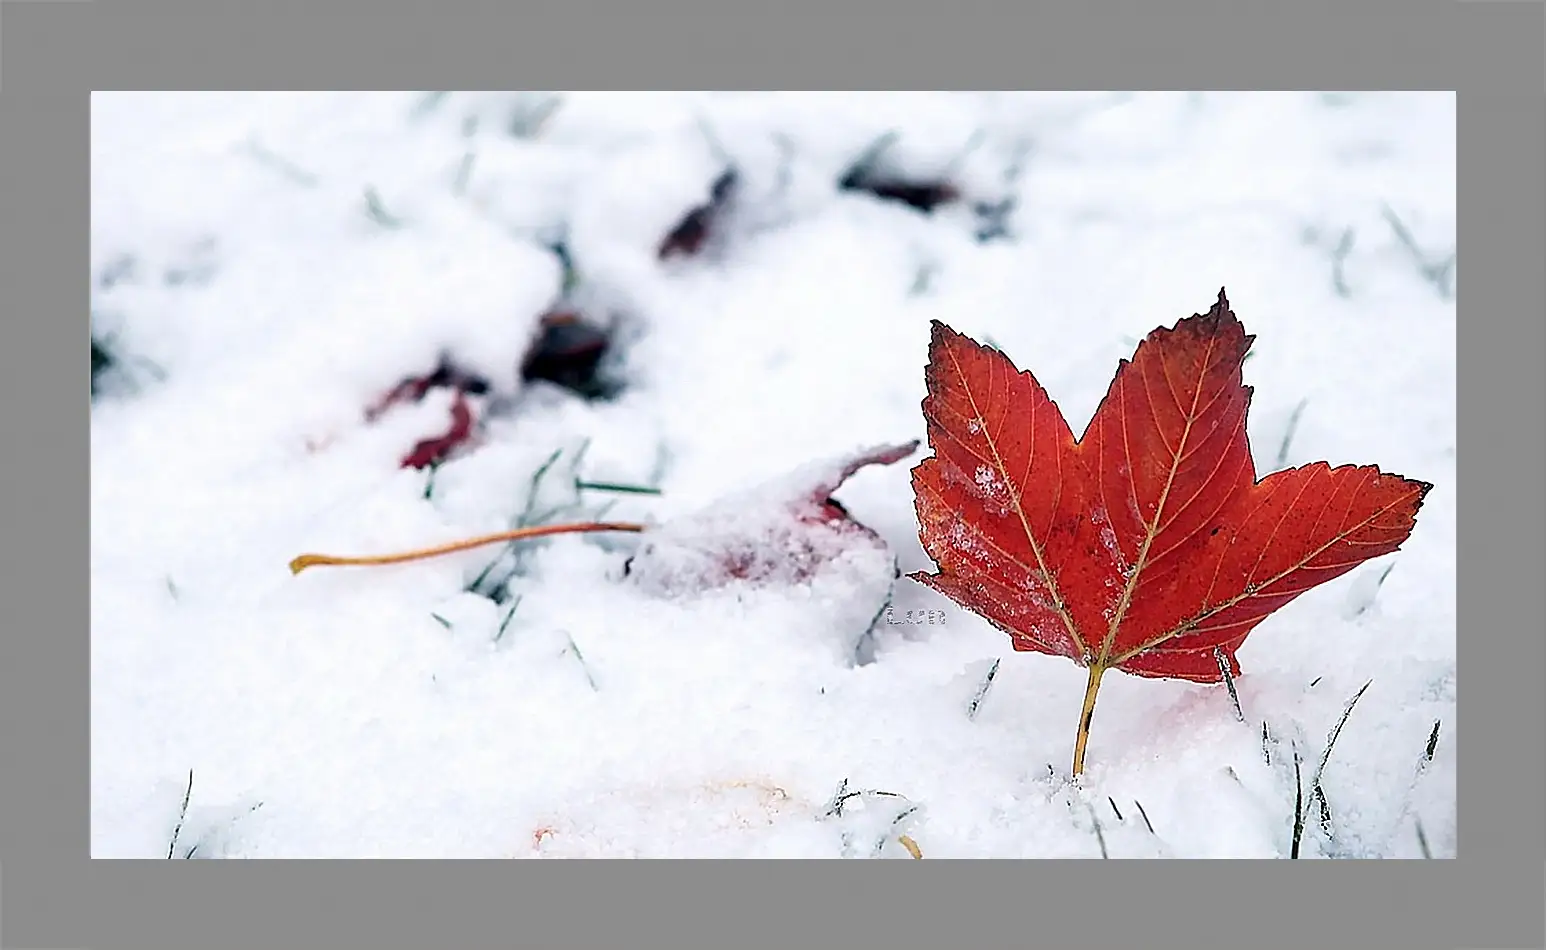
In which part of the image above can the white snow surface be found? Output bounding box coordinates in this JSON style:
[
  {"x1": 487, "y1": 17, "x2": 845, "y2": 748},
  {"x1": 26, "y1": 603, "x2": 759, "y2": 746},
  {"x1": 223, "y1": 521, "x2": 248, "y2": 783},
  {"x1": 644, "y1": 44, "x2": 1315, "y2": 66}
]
[{"x1": 91, "y1": 92, "x2": 1455, "y2": 859}]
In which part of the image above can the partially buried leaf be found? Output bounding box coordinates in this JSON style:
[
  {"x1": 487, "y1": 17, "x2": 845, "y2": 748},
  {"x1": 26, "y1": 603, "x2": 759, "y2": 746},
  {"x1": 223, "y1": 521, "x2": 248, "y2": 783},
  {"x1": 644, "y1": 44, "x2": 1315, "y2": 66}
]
[
  {"x1": 363, "y1": 356, "x2": 490, "y2": 469},
  {"x1": 910, "y1": 289, "x2": 1430, "y2": 775},
  {"x1": 658, "y1": 167, "x2": 739, "y2": 260},
  {"x1": 520, "y1": 309, "x2": 620, "y2": 401},
  {"x1": 627, "y1": 441, "x2": 918, "y2": 595}
]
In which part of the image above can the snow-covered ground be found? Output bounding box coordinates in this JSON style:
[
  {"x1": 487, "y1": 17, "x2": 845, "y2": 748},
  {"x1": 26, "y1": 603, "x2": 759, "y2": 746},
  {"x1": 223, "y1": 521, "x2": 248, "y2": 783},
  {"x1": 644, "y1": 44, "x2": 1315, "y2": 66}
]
[{"x1": 90, "y1": 91, "x2": 1455, "y2": 859}]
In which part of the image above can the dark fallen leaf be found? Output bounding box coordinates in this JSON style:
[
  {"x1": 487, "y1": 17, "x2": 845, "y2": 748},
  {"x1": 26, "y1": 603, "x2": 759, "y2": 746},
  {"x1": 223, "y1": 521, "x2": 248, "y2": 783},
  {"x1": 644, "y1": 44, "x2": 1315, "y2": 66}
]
[
  {"x1": 838, "y1": 141, "x2": 960, "y2": 214},
  {"x1": 91, "y1": 337, "x2": 115, "y2": 392},
  {"x1": 519, "y1": 309, "x2": 619, "y2": 400},
  {"x1": 842, "y1": 175, "x2": 960, "y2": 213},
  {"x1": 659, "y1": 168, "x2": 739, "y2": 260}
]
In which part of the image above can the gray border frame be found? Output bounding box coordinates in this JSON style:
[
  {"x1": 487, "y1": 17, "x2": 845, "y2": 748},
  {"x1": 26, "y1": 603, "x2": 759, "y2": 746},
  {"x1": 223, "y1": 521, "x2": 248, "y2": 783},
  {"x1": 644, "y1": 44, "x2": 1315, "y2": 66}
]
[{"x1": 8, "y1": 0, "x2": 1539, "y2": 948}]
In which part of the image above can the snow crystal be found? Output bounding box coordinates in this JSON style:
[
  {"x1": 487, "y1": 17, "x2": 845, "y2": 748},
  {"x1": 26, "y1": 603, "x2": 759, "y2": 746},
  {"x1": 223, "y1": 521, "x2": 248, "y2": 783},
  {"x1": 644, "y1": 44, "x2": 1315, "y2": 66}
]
[
  {"x1": 946, "y1": 520, "x2": 1003, "y2": 571},
  {"x1": 973, "y1": 464, "x2": 1010, "y2": 507},
  {"x1": 1090, "y1": 506, "x2": 1130, "y2": 576},
  {"x1": 1019, "y1": 572, "x2": 1056, "y2": 613}
]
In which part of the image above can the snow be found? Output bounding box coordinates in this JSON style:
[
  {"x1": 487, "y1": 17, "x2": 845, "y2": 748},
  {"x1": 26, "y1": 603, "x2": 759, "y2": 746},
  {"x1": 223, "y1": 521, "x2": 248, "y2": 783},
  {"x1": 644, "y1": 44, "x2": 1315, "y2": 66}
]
[{"x1": 91, "y1": 91, "x2": 1455, "y2": 859}]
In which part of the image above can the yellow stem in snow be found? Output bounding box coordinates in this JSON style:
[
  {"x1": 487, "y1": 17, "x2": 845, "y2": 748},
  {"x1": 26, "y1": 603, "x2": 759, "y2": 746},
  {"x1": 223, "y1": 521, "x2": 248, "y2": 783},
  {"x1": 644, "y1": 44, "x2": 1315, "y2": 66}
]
[{"x1": 289, "y1": 522, "x2": 646, "y2": 575}]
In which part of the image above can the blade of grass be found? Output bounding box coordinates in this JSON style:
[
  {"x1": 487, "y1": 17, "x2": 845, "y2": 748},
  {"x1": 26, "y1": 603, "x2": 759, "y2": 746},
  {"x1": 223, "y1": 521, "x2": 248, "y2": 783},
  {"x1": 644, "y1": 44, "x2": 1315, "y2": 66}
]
[
  {"x1": 1304, "y1": 680, "x2": 1373, "y2": 847},
  {"x1": 1384, "y1": 718, "x2": 1445, "y2": 854},
  {"x1": 240, "y1": 138, "x2": 319, "y2": 188},
  {"x1": 493, "y1": 595, "x2": 522, "y2": 644},
  {"x1": 966, "y1": 657, "x2": 1001, "y2": 721},
  {"x1": 824, "y1": 779, "x2": 910, "y2": 820},
  {"x1": 574, "y1": 480, "x2": 663, "y2": 496},
  {"x1": 1133, "y1": 800, "x2": 1155, "y2": 835},
  {"x1": 1330, "y1": 228, "x2": 1355, "y2": 298},
  {"x1": 167, "y1": 769, "x2": 194, "y2": 860},
  {"x1": 467, "y1": 448, "x2": 569, "y2": 592},
  {"x1": 943, "y1": 128, "x2": 988, "y2": 176},
  {"x1": 692, "y1": 113, "x2": 734, "y2": 167},
  {"x1": 363, "y1": 187, "x2": 404, "y2": 228},
  {"x1": 546, "y1": 238, "x2": 580, "y2": 295},
  {"x1": 1380, "y1": 203, "x2": 1455, "y2": 299},
  {"x1": 1308, "y1": 680, "x2": 1373, "y2": 804},
  {"x1": 1350, "y1": 562, "x2": 1396, "y2": 618},
  {"x1": 410, "y1": 91, "x2": 451, "y2": 117},
  {"x1": 874, "y1": 804, "x2": 921, "y2": 857},
  {"x1": 453, "y1": 151, "x2": 476, "y2": 196},
  {"x1": 1315, "y1": 785, "x2": 1334, "y2": 839},
  {"x1": 1290, "y1": 743, "x2": 1305, "y2": 859},
  {"x1": 843, "y1": 130, "x2": 901, "y2": 184},
  {"x1": 909, "y1": 263, "x2": 936, "y2": 297},
  {"x1": 852, "y1": 593, "x2": 891, "y2": 667},
  {"x1": 563, "y1": 633, "x2": 599, "y2": 692},
  {"x1": 1275, "y1": 399, "x2": 1309, "y2": 469},
  {"x1": 823, "y1": 778, "x2": 851, "y2": 818},
  {"x1": 1214, "y1": 647, "x2": 1244, "y2": 721},
  {"x1": 510, "y1": 94, "x2": 562, "y2": 138},
  {"x1": 1088, "y1": 804, "x2": 1109, "y2": 859},
  {"x1": 185, "y1": 801, "x2": 264, "y2": 860}
]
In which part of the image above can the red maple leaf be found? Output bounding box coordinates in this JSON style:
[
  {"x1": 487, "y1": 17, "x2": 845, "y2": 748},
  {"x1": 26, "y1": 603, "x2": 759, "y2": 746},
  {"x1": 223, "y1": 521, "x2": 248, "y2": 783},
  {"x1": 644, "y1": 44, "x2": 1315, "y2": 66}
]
[{"x1": 910, "y1": 289, "x2": 1430, "y2": 776}]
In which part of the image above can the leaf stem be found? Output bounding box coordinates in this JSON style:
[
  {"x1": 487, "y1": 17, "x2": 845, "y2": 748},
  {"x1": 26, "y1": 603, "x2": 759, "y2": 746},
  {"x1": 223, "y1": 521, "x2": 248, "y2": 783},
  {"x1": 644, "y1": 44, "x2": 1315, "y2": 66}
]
[
  {"x1": 1072, "y1": 662, "x2": 1107, "y2": 777},
  {"x1": 289, "y1": 521, "x2": 646, "y2": 575}
]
